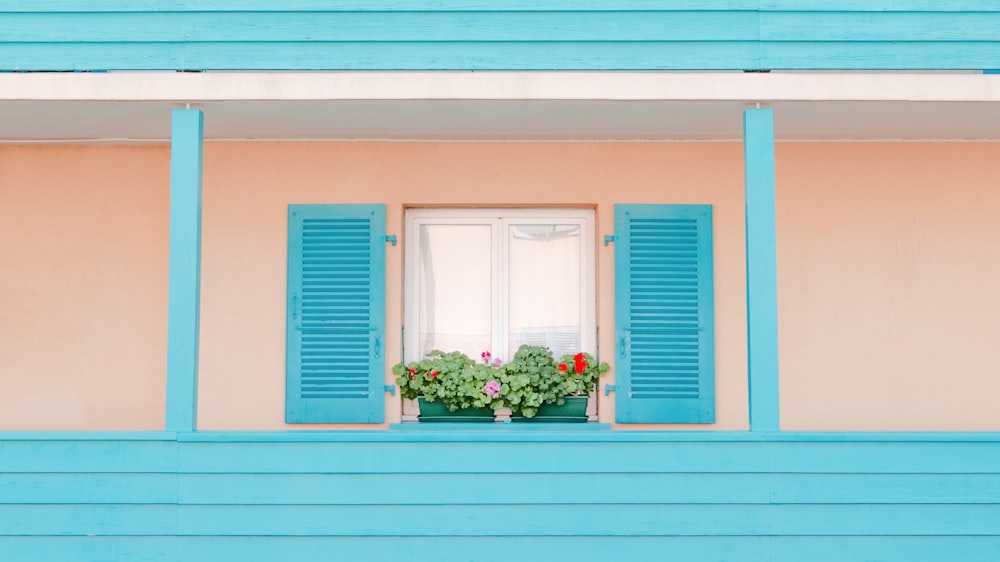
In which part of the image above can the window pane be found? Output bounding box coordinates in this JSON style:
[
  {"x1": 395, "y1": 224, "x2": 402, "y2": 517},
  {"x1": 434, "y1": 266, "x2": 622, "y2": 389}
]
[
  {"x1": 418, "y1": 224, "x2": 492, "y2": 358},
  {"x1": 508, "y1": 224, "x2": 582, "y2": 358}
]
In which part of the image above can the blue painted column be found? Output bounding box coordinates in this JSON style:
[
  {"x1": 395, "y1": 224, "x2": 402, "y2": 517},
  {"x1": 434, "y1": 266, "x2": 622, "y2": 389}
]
[
  {"x1": 744, "y1": 107, "x2": 780, "y2": 432},
  {"x1": 165, "y1": 109, "x2": 204, "y2": 432}
]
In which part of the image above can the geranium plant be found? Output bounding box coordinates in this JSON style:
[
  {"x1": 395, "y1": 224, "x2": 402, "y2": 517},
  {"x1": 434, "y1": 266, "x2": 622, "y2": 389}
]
[
  {"x1": 392, "y1": 349, "x2": 507, "y2": 412},
  {"x1": 392, "y1": 345, "x2": 610, "y2": 419},
  {"x1": 496, "y1": 344, "x2": 561, "y2": 418},
  {"x1": 554, "y1": 351, "x2": 610, "y2": 401}
]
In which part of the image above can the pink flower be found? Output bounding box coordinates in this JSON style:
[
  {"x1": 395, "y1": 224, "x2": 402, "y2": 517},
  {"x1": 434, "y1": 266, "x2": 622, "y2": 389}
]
[
  {"x1": 492, "y1": 358, "x2": 502, "y2": 367},
  {"x1": 483, "y1": 380, "x2": 501, "y2": 398}
]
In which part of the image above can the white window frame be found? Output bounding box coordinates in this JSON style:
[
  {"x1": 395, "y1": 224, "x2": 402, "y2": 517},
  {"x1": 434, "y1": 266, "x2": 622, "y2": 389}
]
[{"x1": 404, "y1": 208, "x2": 597, "y2": 362}]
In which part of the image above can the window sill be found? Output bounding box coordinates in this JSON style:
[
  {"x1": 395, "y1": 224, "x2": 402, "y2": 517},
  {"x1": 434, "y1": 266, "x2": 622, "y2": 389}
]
[{"x1": 390, "y1": 422, "x2": 612, "y2": 431}]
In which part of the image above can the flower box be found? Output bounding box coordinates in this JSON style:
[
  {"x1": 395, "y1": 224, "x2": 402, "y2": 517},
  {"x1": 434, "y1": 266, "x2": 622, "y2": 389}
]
[
  {"x1": 416, "y1": 397, "x2": 495, "y2": 423},
  {"x1": 511, "y1": 395, "x2": 589, "y2": 423}
]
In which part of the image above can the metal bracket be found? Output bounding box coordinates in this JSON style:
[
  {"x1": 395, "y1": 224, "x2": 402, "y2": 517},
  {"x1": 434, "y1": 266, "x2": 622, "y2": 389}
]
[
  {"x1": 603, "y1": 234, "x2": 617, "y2": 246},
  {"x1": 384, "y1": 234, "x2": 397, "y2": 246},
  {"x1": 384, "y1": 385, "x2": 396, "y2": 396},
  {"x1": 604, "y1": 384, "x2": 616, "y2": 396}
]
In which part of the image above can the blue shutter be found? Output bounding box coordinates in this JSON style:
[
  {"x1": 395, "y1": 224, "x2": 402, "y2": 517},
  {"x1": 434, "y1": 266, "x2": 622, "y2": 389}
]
[
  {"x1": 614, "y1": 204, "x2": 715, "y2": 424},
  {"x1": 286, "y1": 204, "x2": 386, "y2": 423}
]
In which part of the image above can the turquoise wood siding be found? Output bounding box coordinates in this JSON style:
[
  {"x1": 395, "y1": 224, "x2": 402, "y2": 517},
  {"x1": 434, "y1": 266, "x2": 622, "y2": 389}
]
[
  {"x1": 2, "y1": 433, "x2": 999, "y2": 561},
  {"x1": 2, "y1": 1, "x2": 998, "y2": 71}
]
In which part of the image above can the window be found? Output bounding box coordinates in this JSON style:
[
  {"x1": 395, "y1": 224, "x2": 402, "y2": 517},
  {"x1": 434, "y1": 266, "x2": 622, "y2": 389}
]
[
  {"x1": 283, "y1": 203, "x2": 715, "y2": 425},
  {"x1": 404, "y1": 209, "x2": 596, "y2": 362}
]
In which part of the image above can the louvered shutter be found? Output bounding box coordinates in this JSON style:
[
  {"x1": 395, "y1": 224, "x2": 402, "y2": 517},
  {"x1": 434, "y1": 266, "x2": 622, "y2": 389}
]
[
  {"x1": 286, "y1": 204, "x2": 386, "y2": 423},
  {"x1": 614, "y1": 204, "x2": 715, "y2": 423}
]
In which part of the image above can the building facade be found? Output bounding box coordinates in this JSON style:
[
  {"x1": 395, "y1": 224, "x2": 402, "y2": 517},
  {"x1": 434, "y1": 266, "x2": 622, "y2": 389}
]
[{"x1": 2, "y1": 2, "x2": 1000, "y2": 560}]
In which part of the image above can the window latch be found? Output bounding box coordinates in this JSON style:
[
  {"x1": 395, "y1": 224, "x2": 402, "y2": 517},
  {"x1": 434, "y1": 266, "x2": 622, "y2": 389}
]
[
  {"x1": 604, "y1": 384, "x2": 616, "y2": 396},
  {"x1": 384, "y1": 385, "x2": 396, "y2": 396},
  {"x1": 384, "y1": 234, "x2": 397, "y2": 246},
  {"x1": 603, "y1": 235, "x2": 617, "y2": 246}
]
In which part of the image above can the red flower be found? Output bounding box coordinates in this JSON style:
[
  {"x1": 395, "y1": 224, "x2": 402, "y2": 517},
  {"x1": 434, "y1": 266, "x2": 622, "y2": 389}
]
[
  {"x1": 431, "y1": 371, "x2": 439, "y2": 378},
  {"x1": 558, "y1": 363, "x2": 568, "y2": 372},
  {"x1": 574, "y1": 353, "x2": 587, "y2": 375},
  {"x1": 408, "y1": 368, "x2": 416, "y2": 374}
]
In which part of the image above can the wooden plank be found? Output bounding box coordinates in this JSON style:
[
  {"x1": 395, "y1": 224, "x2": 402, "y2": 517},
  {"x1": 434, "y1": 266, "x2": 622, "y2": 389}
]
[
  {"x1": 175, "y1": 472, "x2": 1000, "y2": 505},
  {"x1": 0, "y1": 505, "x2": 176, "y2": 536},
  {"x1": 7, "y1": 0, "x2": 1000, "y2": 12},
  {"x1": 7, "y1": 11, "x2": 997, "y2": 43},
  {"x1": 0, "y1": 12, "x2": 758, "y2": 42},
  {"x1": 0, "y1": 441, "x2": 177, "y2": 473},
  {"x1": 3, "y1": 471, "x2": 997, "y2": 506},
  {"x1": 0, "y1": 42, "x2": 762, "y2": 72},
  {"x1": 5, "y1": 503, "x2": 995, "y2": 536},
  {"x1": 760, "y1": 41, "x2": 1000, "y2": 70},
  {"x1": 176, "y1": 441, "x2": 773, "y2": 473},
  {"x1": 760, "y1": 12, "x2": 1000, "y2": 41},
  {"x1": 0, "y1": 474, "x2": 178, "y2": 504},
  {"x1": 3, "y1": 536, "x2": 1000, "y2": 562},
  {"x1": 176, "y1": 440, "x2": 1000, "y2": 474},
  {"x1": 760, "y1": 0, "x2": 1000, "y2": 11},
  {"x1": 0, "y1": 1, "x2": 762, "y2": 13},
  {"x1": 6, "y1": 40, "x2": 999, "y2": 71}
]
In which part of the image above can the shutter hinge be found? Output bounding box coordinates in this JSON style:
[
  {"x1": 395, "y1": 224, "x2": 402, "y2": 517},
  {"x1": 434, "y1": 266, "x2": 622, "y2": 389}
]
[
  {"x1": 384, "y1": 385, "x2": 396, "y2": 396},
  {"x1": 604, "y1": 384, "x2": 616, "y2": 396},
  {"x1": 603, "y1": 235, "x2": 617, "y2": 246},
  {"x1": 383, "y1": 234, "x2": 397, "y2": 246}
]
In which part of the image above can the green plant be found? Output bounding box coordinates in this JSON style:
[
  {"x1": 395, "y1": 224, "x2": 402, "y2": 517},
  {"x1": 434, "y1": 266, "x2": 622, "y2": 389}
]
[
  {"x1": 392, "y1": 345, "x2": 611, "y2": 419},
  {"x1": 392, "y1": 350, "x2": 506, "y2": 412},
  {"x1": 497, "y1": 344, "x2": 561, "y2": 418},
  {"x1": 553, "y1": 352, "x2": 611, "y2": 402}
]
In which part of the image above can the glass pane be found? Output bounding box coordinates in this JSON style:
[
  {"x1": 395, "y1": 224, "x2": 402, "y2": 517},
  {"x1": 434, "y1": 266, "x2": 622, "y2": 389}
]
[
  {"x1": 508, "y1": 224, "x2": 582, "y2": 359},
  {"x1": 418, "y1": 224, "x2": 492, "y2": 358}
]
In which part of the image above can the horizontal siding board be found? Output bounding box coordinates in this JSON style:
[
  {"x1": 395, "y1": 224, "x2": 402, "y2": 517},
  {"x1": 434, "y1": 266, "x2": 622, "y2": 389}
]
[
  {"x1": 1, "y1": 42, "x2": 763, "y2": 72},
  {"x1": 13, "y1": 11, "x2": 994, "y2": 44},
  {"x1": 1, "y1": 12, "x2": 758, "y2": 42},
  {"x1": 174, "y1": 441, "x2": 1000, "y2": 474},
  {"x1": 0, "y1": 474, "x2": 179, "y2": 504},
  {"x1": 761, "y1": 12, "x2": 1000, "y2": 41},
  {"x1": 6, "y1": 504, "x2": 998, "y2": 536},
  {"x1": 20, "y1": 471, "x2": 999, "y2": 507},
  {"x1": 175, "y1": 473, "x2": 1000, "y2": 505},
  {"x1": 760, "y1": 41, "x2": 1000, "y2": 69},
  {"x1": 2, "y1": 1, "x2": 764, "y2": 13},
  {"x1": 176, "y1": 441, "x2": 773, "y2": 473},
  {"x1": 760, "y1": 0, "x2": 1000, "y2": 11},
  {"x1": 0, "y1": 441, "x2": 177, "y2": 473},
  {"x1": 7, "y1": 43, "x2": 997, "y2": 71},
  {"x1": 8, "y1": 0, "x2": 1000, "y2": 12},
  {"x1": 0, "y1": 505, "x2": 177, "y2": 536},
  {"x1": 4, "y1": 536, "x2": 1000, "y2": 562}
]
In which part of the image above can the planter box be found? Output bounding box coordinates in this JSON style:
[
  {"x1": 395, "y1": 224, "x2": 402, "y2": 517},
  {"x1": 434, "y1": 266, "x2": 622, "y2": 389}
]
[
  {"x1": 417, "y1": 397, "x2": 495, "y2": 423},
  {"x1": 511, "y1": 395, "x2": 589, "y2": 423}
]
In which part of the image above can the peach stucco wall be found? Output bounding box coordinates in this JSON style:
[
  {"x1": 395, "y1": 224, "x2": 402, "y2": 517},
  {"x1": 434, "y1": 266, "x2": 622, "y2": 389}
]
[
  {"x1": 777, "y1": 143, "x2": 1000, "y2": 430},
  {"x1": 0, "y1": 145, "x2": 169, "y2": 430},
  {"x1": 4, "y1": 141, "x2": 999, "y2": 431},
  {"x1": 196, "y1": 142, "x2": 749, "y2": 430}
]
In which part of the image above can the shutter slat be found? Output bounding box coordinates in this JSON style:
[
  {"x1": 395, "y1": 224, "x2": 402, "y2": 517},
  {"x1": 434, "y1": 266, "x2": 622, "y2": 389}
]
[
  {"x1": 286, "y1": 204, "x2": 386, "y2": 423},
  {"x1": 614, "y1": 204, "x2": 715, "y2": 424}
]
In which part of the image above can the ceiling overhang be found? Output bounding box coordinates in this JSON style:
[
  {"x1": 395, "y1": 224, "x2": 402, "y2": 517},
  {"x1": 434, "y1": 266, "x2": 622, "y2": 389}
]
[{"x1": 2, "y1": 72, "x2": 998, "y2": 142}]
